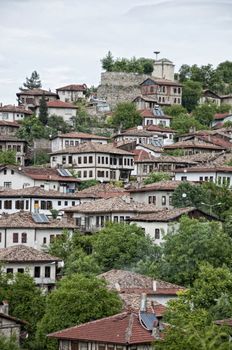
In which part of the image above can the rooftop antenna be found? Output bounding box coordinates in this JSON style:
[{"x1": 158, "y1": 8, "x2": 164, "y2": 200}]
[{"x1": 153, "y1": 51, "x2": 160, "y2": 60}]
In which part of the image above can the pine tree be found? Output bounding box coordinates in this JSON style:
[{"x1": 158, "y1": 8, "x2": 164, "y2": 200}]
[
  {"x1": 38, "y1": 94, "x2": 48, "y2": 125},
  {"x1": 20, "y1": 70, "x2": 42, "y2": 90}
]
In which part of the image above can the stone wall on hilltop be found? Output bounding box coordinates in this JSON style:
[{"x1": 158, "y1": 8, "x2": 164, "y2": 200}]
[{"x1": 97, "y1": 72, "x2": 151, "y2": 108}]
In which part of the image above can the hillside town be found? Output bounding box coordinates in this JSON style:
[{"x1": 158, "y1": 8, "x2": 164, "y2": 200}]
[{"x1": 1, "y1": 1, "x2": 232, "y2": 349}]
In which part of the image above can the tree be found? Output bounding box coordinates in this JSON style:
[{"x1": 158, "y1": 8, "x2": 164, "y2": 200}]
[
  {"x1": 38, "y1": 94, "x2": 48, "y2": 125},
  {"x1": 163, "y1": 104, "x2": 187, "y2": 117},
  {"x1": 172, "y1": 182, "x2": 205, "y2": 208},
  {"x1": 182, "y1": 80, "x2": 202, "y2": 112},
  {"x1": 201, "y1": 182, "x2": 232, "y2": 218},
  {"x1": 192, "y1": 103, "x2": 216, "y2": 127},
  {"x1": 20, "y1": 70, "x2": 42, "y2": 90},
  {"x1": 47, "y1": 115, "x2": 72, "y2": 134},
  {"x1": 143, "y1": 172, "x2": 171, "y2": 185},
  {"x1": 216, "y1": 61, "x2": 232, "y2": 84},
  {"x1": 110, "y1": 102, "x2": 142, "y2": 130},
  {"x1": 33, "y1": 149, "x2": 50, "y2": 165},
  {"x1": 101, "y1": 51, "x2": 114, "y2": 72},
  {"x1": 171, "y1": 113, "x2": 205, "y2": 135},
  {"x1": 92, "y1": 223, "x2": 161, "y2": 271},
  {"x1": 79, "y1": 179, "x2": 99, "y2": 191},
  {"x1": 17, "y1": 115, "x2": 46, "y2": 143},
  {"x1": 0, "y1": 335, "x2": 20, "y2": 350},
  {"x1": 159, "y1": 216, "x2": 232, "y2": 286},
  {"x1": 36, "y1": 274, "x2": 122, "y2": 350},
  {"x1": 0, "y1": 150, "x2": 17, "y2": 165}
]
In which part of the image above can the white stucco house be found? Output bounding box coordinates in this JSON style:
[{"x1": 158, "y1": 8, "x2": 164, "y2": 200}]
[
  {"x1": 45, "y1": 100, "x2": 78, "y2": 123},
  {"x1": 50, "y1": 142, "x2": 134, "y2": 182},
  {"x1": 56, "y1": 84, "x2": 87, "y2": 102},
  {"x1": 0, "y1": 105, "x2": 33, "y2": 122},
  {"x1": 51, "y1": 132, "x2": 108, "y2": 153},
  {"x1": 0, "y1": 245, "x2": 61, "y2": 291}
]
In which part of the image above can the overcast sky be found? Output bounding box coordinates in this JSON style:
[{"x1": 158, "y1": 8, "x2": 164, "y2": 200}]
[{"x1": 1, "y1": 0, "x2": 232, "y2": 104}]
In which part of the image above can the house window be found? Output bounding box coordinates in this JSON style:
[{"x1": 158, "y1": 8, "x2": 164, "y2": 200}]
[
  {"x1": 18, "y1": 268, "x2": 24, "y2": 273},
  {"x1": 162, "y1": 196, "x2": 166, "y2": 206},
  {"x1": 102, "y1": 157, "x2": 105, "y2": 164},
  {"x1": 89, "y1": 156, "x2": 93, "y2": 163},
  {"x1": 89, "y1": 170, "x2": 93, "y2": 178},
  {"x1": 15, "y1": 200, "x2": 24, "y2": 210},
  {"x1": 34, "y1": 266, "x2": 41, "y2": 278},
  {"x1": 58, "y1": 201, "x2": 62, "y2": 206},
  {"x1": 169, "y1": 196, "x2": 172, "y2": 205},
  {"x1": 21, "y1": 233, "x2": 27, "y2": 243},
  {"x1": 64, "y1": 201, "x2": 68, "y2": 206},
  {"x1": 45, "y1": 266, "x2": 51, "y2": 278},
  {"x1": 84, "y1": 156, "x2": 87, "y2": 164},
  {"x1": 4, "y1": 200, "x2": 12, "y2": 209},
  {"x1": 68, "y1": 155, "x2": 73, "y2": 164},
  {"x1": 148, "y1": 196, "x2": 156, "y2": 204},
  {"x1": 143, "y1": 165, "x2": 148, "y2": 173},
  {"x1": 199, "y1": 176, "x2": 203, "y2": 181},
  {"x1": 16, "y1": 145, "x2": 21, "y2": 152},
  {"x1": 106, "y1": 157, "x2": 108, "y2": 165},
  {"x1": 3, "y1": 169, "x2": 7, "y2": 175},
  {"x1": 72, "y1": 201, "x2": 75, "y2": 206},
  {"x1": 114, "y1": 216, "x2": 118, "y2": 222},
  {"x1": 76, "y1": 218, "x2": 81, "y2": 227},
  {"x1": 0, "y1": 201, "x2": 1, "y2": 209},
  {"x1": 98, "y1": 156, "x2": 101, "y2": 164},
  {"x1": 83, "y1": 171, "x2": 87, "y2": 178},
  {"x1": 4, "y1": 182, "x2": 12, "y2": 188},
  {"x1": 11, "y1": 170, "x2": 14, "y2": 175},
  {"x1": 6, "y1": 268, "x2": 13, "y2": 274},
  {"x1": 155, "y1": 229, "x2": 160, "y2": 239},
  {"x1": 0, "y1": 232, "x2": 1, "y2": 242},
  {"x1": 78, "y1": 156, "x2": 82, "y2": 164},
  {"x1": 120, "y1": 216, "x2": 124, "y2": 222},
  {"x1": 43, "y1": 237, "x2": 47, "y2": 244},
  {"x1": 218, "y1": 176, "x2": 222, "y2": 185},
  {"x1": 62, "y1": 156, "x2": 66, "y2": 164},
  {"x1": 181, "y1": 176, "x2": 187, "y2": 181}
]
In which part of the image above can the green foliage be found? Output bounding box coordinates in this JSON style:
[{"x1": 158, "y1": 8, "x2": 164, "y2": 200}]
[
  {"x1": 110, "y1": 102, "x2": 142, "y2": 130},
  {"x1": 38, "y1": 94, "x2": 48, "y2": 125},
  {"x1": 0, "y1": 335, "x2": 20, "y2": 350},
  {"x1": 79, "y1": 179, "x2": 99, "y2": 191},
  {"x1": 216, "y1": 104, "x2": 231, "y2": 113},
  {"x1": 192, "y1": 103, "x2": 216, "y2": 126},
  {"x1": 201, "y1": 182, "x2": 232, "y2": 218},
  {"x1": 182, "y1": 80, "x2": 202, "y2": 112},
  {"x1": 92, "y1": 223, "x2": 161, "y2": 271},
  {"x1": 50, "y1": 209, "x2": 59, "y2": 219},
  {"x1": 143, "y1": 172, "x2": 171, "y2": 185},
  {"x1": 172, "y1": 182, "x2": 205, "y2": 208},
  {"x1": 163, "y1": 104, "x2": 187, "y2": 117},
  {"x1": 159, "y1": 217, "x2": 232, "y2": 286},
  {"x1": 33, "y1": 150, "x2": 50, "y2": 165},
  {"x1": 17, "y1": 115, "x2": 47, "y2": 143},
  {"x1": 171, "y1": 113, "x2": 205, "y2": 135},
  {"x1": 216, "y1": 61, "x2": 232, "y2": 84},
  {"x1": 47, "y1": 115, "x2": 72, "y2": 134},
  {"x1": 71, "y1": 102, "x2": 91, "y2": 133},
  {"x1": 20, "y1": 70, "x2": 42, "y2": 90},
  {"x1": 0, "y1": 150, "x2": 17, "y2": 165},
  {"x1": 101, "y1": 52, "x2": 154, "y2": 74},
  {"x1": 36, "y1": 274, "x2": 122, "y2": 349}
]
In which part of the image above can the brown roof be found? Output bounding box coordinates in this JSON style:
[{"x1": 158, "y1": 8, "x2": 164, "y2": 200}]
[
  {"x1": 140, "y1": 109, "x2": 154, "y2": 118},
  {"x1": 99, "y1": 270, "x2": 184, "y2": 295},
  {"x1": 47, "y1": 100, "x2": 77, "y2": 109},
  {"x1": 48, "y1": 311, "x2": 157, "y2": 344},
  {"x1": 64, "y1": 197, "x2": 157, "y2": 214},
  {"x1": 0, "y1": 135, "x2": 27, "y2": 142},
  {"x1": 51, "y1": 142, "x2": 134, "y2": 156},
  {"x1": 16, "y1": 88, "x2": 57, "y2": 97},
  {"x1": 130, "y1": 180, "x2": 184, "y2": 193},
  {"x1": 164, "y1": 140, "x2": 224, "y2": 150},
  {"x1": 175, "y1": 166, "x2": 232, "y2": 173},
  {"x1": 114, "y1": 128, "x2": 154, "y2": 138},
  {"x1": 54, "y1": 132, "x2": 108, "y2": 140},
  {"x1": 136, "y1": 144, "x2": 163, "y2": 154},
  {"x1": 119, "y1": 293, "x2": 166, "y2": 316},
  {"x1": 0, "y1": 186, "x2": 82, "y2": 198},
  {"x1": 56, "y1": 84, "x2": 87, "y2": 92},
  {"x1": 0, "y1": 105, "x2": 33, "y2": 115},
  {"x1": 0, "y1": 120, "x2": 20, "y2": 127},
  {"x1": 146, "y1": 125, "x2": 174, "y2": 132},
  {"x1": 0, "y1": 312, "x2": 27, "y2": 325},
  {"x1": 214, "y1": 113, "x2": 232, "y2": 120},
  {"x1": 0, "y1": 245, "x2": 61, "y2": 263},
  {"x1": 215, "y1": 319, "x2": 232, "y2": 327},
  {"x1": 133, "y1": 149, "x2": 155, "y2": 162},
  {"x1": 1, "y1": 166, "x2": 80, "y2": 183},
  {"x1": 129, "y1": 207, "x2": 201, "y2": 222},
  {"x1": 140, "y1": 78, "x2": 182, "y2": 87},
  {"x1": 80, "y1": 183, "x2": 129, "y2": 199},
  {"x1": 0, "y1": 211, "x2": 75, "y2": 229}
]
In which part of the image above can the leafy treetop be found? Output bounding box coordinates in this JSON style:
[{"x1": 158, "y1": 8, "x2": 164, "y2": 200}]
[{"x1": 20, "y1": 70, "x2": 42, "y2": 90}]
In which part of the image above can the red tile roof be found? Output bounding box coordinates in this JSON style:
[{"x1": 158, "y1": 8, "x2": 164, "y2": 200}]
[
  {"x1": 16, "y1": 88, "x2": 57, "y2": 97},
  {"x1": 175, "y1": 166, "x2": 232, "y2": 173},
  {"x1": 48, "y1": 312, "x2": 156, "y2": 344},
  {"x1": 140, "y1": 109, "x2": 154, "y2": 118},
  {"x1": 47, "y1": 100, "x2": 77, "y2": 109},
  {"x1": 146, "y1": 125, "x2": 174, "y2": 132},
  {"x1": 132, "y1": 149, "x2": 155, "y2": 162},
  {"x1": 56, "y1": 84, "x2": 87, "y2": 92},
  {"x1": 130, "y1": 180, "x2": 184, "y2": 193},
  {"x1": 0, "y1": 120, "x2": 20, "y2": 127},
  {"x1": 214, "y1": 113, "x2": 232, "y2": 120},
  {"x1": 0, "y1": 105, "x2": 33, "y2": 115},
  {"x1": 164, "y1": 140, "x2": 224, "y2": 150}
]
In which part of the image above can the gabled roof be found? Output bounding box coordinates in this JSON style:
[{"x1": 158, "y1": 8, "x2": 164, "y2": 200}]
[
  {"x1": 0, "y1": 105, "x2": 33, "y2": 115},
  {"x1": 0, "y1": 186, "x2": 81, "y2": 198},
  {"x1": 47, "y1": 100, "x2": 77, "y2": 109},
  {"x1": 140, "y1": 77, "x2": 182, "y2": 87},
  {"x1": 0, "y1": 211, "x2": 76, "y2": 229},
  {"x1": 0, "y1": 245, "x2": 61, "y2": 263},
  {"x1": 99, "y1": 269, "x2": 184, "y2": 296},
  {"x1": 175, "y1": 166, "x2": 232, "y2": 173},
  {"x1": 16, "y1": 88, "x2": 57, "y2": 97},
  {"x1": 64, "y1": 197, "x2": 156, "y2": 214},
  {"x1": 214, "y1": 113, "x2": 232, "y2": 120},
  {"x1": 48, "y1": 311, "x2": 157, "y2": 344},
  {"x1": 80, "y1": 183, "x2": 129, "y2": 199},
  {"x1": 129, "y1": 207, "x2": 215, "y2": 222},
  {"x1": 0, "y1": 166, "x2": 80, "y2": 183},
  {"x1": 51, "y1": 142, "x2": 134, "y2": 156},
  {"x1": 146, "y1": 125, "x2": 174, "y2": 132},
  {"x1": 53, "y1": 132, "x2": 108, "y2": 140},
  {"x1": 0, "y1": 120, "x2": 20, "y2": 127},
  {"x1": 130, "y1": 180, "x2": 184, "y2": 193},
  {"x1": 0, "y1": 135, "x2": 27, "y2": 142},
  {"x1": 0, "y1": 312, "x2": 27, "y2": 325},
  {"x1": 56, "y1": 84, "x2": 87, "y2": 92},
  {"x1": 164, "y1": 140, "x2": 224, "y2": 150}
]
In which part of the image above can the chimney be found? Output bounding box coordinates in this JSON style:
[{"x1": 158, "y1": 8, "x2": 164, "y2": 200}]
[
  {"x1": 0, "y1": 300, "x2": 9, "y2": 315},
  {"x1": 152, "y1": 320, "x2": 161, "y2": 339},
  {"x1": 153, "y1": 280, "x2": 157, "y2": 292},
  {"x1": 140, "y1": 293, "x2": 147, "y2": 312}
]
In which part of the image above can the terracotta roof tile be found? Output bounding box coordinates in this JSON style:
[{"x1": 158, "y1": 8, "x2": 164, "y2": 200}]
[
  {"x1": 0, "y1": 245, "x2": 61, "y2": 262},
  {"x1": 130, "y1": 180, "x2": 185, "y2": 193},
  {"x1": 175, "y1": 165, "x2": 232, "y2": 173},
  {"x1": 164, "y1": 140, "x2": 224, "y2": 150},
  {"x1": 214, "y1": 113, "x2": 232, "y2": 120},
  {"x1": 129, "y1": 207, "x2": 199, "y2": 222},
  {"x1": 51, "y1": 142, "x2": 134, "y2": 156},
  {"x1": 0, "y1": 120, "x2": 20, "y2": 127},
  {"x1": 16, "y1": 88, "x2": 57, "y2": 96},
  {"x1": 56, "y1": 84, "x2": 87, "y2": 92},
  {"x1": 48, "y1": 311, "x2": 156, "y2": 344},
  {"x1": 47, "y1": 100, "x2": 77, "y2": 108},
  {"x1": 64, "y1": 197, "x2": 157, "y2": 214},
  {"x1": 0, "y1": 105, "x2": 33, "y2": 115},
  {"x1": 0, "y1": 186, "x2": 85, "y2": 198}
]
